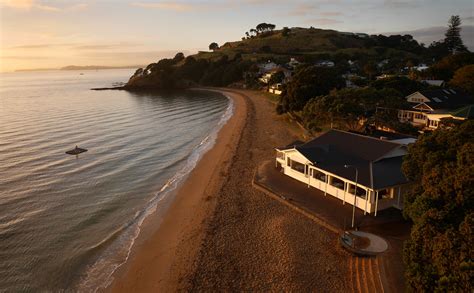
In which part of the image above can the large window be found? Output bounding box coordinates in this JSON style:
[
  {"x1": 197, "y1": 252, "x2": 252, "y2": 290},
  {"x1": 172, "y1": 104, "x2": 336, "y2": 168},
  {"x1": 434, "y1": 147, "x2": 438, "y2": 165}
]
[
  {"x1": 348, "y1": 184, "x2": 367, "y2": 199},
  {"x1": 377, "y1": 188, "x2": 392, "y2": 199},
  {"x1": 330, "y1": 177, "x2": 345, "y2": 190},
  {"x1": 312, "y1": 169, "x2": 327, "y2": 182},
  {"x1": 289, "y1": 159, "x2": 305, "y2": 174}
]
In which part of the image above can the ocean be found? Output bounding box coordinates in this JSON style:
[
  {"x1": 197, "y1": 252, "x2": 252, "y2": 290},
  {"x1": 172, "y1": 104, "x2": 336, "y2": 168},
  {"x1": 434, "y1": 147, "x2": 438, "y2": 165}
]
[{"x1": 0, "y1": 69, "x2": 232, "y2": 291}]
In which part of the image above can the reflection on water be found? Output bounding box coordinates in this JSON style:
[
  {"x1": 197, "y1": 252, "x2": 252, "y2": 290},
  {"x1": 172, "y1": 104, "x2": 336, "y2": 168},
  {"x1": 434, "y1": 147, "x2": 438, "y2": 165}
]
[{"x1": 0, "y1": 69, "x2": 229, "y2": 291}]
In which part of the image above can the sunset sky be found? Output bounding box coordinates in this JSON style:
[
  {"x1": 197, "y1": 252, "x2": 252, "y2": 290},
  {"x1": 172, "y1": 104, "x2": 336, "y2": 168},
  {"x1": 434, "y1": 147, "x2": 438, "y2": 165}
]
[{"x1": 1, "y1": 0, "x2": 473, "y2": 72}]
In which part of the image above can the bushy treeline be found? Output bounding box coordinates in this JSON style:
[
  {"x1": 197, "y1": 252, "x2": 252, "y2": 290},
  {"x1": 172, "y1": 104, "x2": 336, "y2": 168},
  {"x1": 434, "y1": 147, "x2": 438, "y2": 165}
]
[
  {"x1": 402, "y1": 120, "x2": 473, "y2": 292},
  {"x1": 127, "y1": 53, "x2": 253, "y2": 89},
  {"x1": 276, "y1": 64, "x2": 426, "y2": 133}
]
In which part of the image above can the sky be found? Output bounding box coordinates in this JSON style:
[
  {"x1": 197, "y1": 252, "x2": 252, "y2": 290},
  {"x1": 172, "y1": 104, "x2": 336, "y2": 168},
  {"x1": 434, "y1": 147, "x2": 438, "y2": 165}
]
[{"x1": 0, "y1": 0, "x2": 473, "y2": 72}]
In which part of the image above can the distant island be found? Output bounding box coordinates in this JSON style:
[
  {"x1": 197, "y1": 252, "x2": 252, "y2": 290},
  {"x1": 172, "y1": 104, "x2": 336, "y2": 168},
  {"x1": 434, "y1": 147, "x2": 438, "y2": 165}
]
[
  {"x1": 15, "y1": 65, "x2": 143, "y2": 72},
  {"x1": 60, "y1": 65, "x2": 143, "y2": 71}
]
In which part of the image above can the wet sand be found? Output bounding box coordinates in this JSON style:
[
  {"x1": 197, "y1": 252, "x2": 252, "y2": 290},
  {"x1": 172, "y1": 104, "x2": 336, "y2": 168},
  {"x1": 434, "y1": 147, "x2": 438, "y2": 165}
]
[{"x1": 108, "y1": 89, "x2": 351, "y2": 292}]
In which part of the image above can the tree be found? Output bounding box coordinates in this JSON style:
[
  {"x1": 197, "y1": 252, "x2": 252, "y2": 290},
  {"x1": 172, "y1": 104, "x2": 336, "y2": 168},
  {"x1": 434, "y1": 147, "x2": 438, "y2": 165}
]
[
  {"x1": 371, "y1": 76, "x2": 428, "y2": 96},
  {"x1": 209, "y1": 42, "x2": 219, "y2": 51},
  {"x1": 269, "y1": 71, "x2": 285, "y2": 85},
  {"x1": 449, "y1": 65, "x2": 474, "y2": 96},
  {"x1": 173, "y1": 52, "x2": 185, "y2": 63},
  {"x1": 363, "y1": 62, "x2": 378, "y2": 80},
  {"x1": 444, "y1": 15, "x2": 468, "y2": 54},
  {"x1": 302, "y1": 88, "x2": 405, "y2": 132},
  {"x1": 277, "y1": 66, "x2": 345, "y2": 113},
  {"x1": 402, "y1": 120, "x2": 474, "y2": 292},
  {"x1": 425, "y1": 52, "x2": 474, "y2": 81},
  {"x1": 256, "y1": 23, "x2": 276, "y2": 34},
  {"x1": 282, "y1": 27, "x2": 291, "y2": 37}
]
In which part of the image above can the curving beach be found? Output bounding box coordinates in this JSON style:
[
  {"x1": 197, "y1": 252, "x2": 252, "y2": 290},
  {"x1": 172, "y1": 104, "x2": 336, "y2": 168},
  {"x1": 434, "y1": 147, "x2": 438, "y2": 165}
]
[{"x1": 108, "y1": 89, "x2": 351, "y2": 292}]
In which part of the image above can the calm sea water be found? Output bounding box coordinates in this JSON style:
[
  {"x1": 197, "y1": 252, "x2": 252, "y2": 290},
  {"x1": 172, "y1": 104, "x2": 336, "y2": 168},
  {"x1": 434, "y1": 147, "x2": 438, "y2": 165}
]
[{"x1": 0, "y1": 69, "x2": 231, "y2": 291}]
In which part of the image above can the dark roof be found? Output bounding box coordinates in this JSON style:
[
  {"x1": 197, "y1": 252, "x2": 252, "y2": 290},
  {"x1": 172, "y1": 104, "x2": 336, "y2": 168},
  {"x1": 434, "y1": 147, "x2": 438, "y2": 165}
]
[
  {"x1": 417, "y1": 89, "x2": 473, "y2": 110},
  {"x1": 451, "y1": 104, "x2": 474, "y2": 119},
  {"x1": 291, "y1": 130, "x2": 409, "y2": 189},
  {"x1": 348, "y1": 130, "x2": 416, "y2": 141}
]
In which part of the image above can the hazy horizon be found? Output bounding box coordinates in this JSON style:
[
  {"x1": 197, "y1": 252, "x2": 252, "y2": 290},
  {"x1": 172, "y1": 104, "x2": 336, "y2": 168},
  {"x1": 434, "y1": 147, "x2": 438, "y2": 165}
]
[{"x1": 1, "y1": 0, "x2": 473, "y2": 72}]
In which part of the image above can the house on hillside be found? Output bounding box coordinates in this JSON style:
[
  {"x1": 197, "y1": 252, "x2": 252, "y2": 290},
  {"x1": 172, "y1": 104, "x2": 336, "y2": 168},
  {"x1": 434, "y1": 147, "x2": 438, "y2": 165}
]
[
  {"x1": 257, "y1": 61, "x2": 279, "y2": 74},
  {"x1": 258, "y1": 67, "x2": 292, "y2": 84},
  {"x1": 275, "y1": 130, "x2": 412, "y2": 216},
  {"x1": 288, "y1": 58, "x2": 301, "y2": 69},
  {"x1": 315, "y1": 60, "x2": 335, "y2": 67},
  {"x1": 421, "y1": 80, "x2": 445, "y2": 87},
  {"x1": 398, "y1": 89, "x2": 473, "y2": 129},
  {"x1": 269, "y1": 83, "x2": 283, "y2": 95}
]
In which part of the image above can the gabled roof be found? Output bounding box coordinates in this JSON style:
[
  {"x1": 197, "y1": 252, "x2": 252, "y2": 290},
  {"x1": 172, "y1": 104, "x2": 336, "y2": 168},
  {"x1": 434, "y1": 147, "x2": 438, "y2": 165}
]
[
  {"x1": 416, "y1": 89, "x2": 473, "y2": 110},
  {"x1": 279, "y1": 130, "x2": 409, "y2": 189},
  {"x1": 451, "y1": 104, "x2": 474, "y2": 119},
  {"x1": 421, "y1": 80, "x2": 444, "y2": 87}
]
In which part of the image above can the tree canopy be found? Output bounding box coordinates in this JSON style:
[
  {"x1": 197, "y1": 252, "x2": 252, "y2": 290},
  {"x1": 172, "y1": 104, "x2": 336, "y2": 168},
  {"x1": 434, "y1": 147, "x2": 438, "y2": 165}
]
[
  {"x1": 209, "y1": 42, "x2": 219, "y2": 51},
  {"x1": 449, "y1": 64, "x2": 474, "y2": 96},
  {"x1": 277, "y1": 65, "x2": 345, "y2": 113},
  {"x1": 444, "y1": 15, "x2": 468, "y2": 54},
  {"x1": 402, "y1": 120, "x2": 474, "y2": 292},
  {"x1": 301, "y1": 87, "x2": 407, "y2": 132},
  {"x1": 370, "y1": 76, "x2": 429, "y2": 96}
]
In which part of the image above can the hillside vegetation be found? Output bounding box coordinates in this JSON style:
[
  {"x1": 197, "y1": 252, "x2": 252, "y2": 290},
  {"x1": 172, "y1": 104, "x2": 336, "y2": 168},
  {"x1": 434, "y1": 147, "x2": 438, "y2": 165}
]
[{"x1": 125, "y1": 27, "x2": 430, "y2": 89}]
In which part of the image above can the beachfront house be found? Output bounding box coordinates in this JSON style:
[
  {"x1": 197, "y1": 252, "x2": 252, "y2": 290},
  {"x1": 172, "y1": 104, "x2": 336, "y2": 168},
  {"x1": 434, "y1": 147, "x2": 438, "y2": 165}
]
[
  {"x1": 398, "y1": 89, "x2": 473, "y2": 129},
  {"x1": 275, "y1": 130, "x2": 412, "y2": 216}
]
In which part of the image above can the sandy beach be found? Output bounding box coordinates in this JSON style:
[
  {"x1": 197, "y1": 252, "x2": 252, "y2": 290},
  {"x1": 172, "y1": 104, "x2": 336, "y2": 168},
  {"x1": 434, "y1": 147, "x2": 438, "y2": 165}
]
[{"x1": 108, "y1": 89, "x2": 351, "y2": 292}]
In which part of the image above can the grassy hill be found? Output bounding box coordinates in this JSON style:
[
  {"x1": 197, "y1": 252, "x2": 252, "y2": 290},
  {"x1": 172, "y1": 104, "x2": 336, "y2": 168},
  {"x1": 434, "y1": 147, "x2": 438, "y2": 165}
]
[
  {"x1": 126, "y1": 27, "x2": 431, "y2": 89},
  {"x1": 192, "y1": 27, "x2": 423, "y2": 64}
]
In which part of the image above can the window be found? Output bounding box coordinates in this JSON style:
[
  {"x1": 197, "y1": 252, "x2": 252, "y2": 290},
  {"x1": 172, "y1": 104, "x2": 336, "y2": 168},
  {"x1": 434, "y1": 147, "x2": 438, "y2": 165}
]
[
  {"x1": 377, "y1": 189, "x2": 392, "y2": 199},
  {"x1": 312, "y1": 169, "x2": 327, "y2": 182},
  {"x1": 348, "y1": 184, "x2": 367, "y2": 199},
  {"x1": 330, "y1": 177, "x2": 345, "y2": 190},
  {"x1": 289, "y1": 159, "x2": 305, "y2": 174},
  {"x1": 414, "y1": 113, "x2": 425, "y2": 120},
  {"x1": 276, "y1": 151, "x2": 285, "y2": 160}
]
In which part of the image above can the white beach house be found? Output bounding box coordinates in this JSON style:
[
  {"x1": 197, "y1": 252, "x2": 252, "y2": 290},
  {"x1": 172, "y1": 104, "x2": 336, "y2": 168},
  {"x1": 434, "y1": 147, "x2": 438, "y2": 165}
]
[
  {"x1": 398, "y1": 89, "x2": 473, "y2": 129},
  {"x1": 275, "y1": 130, "x2": 412, "y2": 216}
]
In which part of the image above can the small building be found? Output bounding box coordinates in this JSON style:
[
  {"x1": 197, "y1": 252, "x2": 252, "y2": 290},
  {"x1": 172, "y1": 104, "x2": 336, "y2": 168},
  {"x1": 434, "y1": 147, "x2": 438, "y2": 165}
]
[
  {"x1": 398, "y1": 89, "x2": 473, "y2": 129},
  {"x1": 259, "y1": 67, "x2": 292, "y2": 84},
  {"x1": 287, "y1": 58, "x2": 301, "y2": 69},
  {"x1": 269, "y1": 83, "x2": 283, "y2": 95},
  {"x1": 257, "y1": 61, "x2": 279, "y2": 74},
  {"x1": 315, "y1": 60, "x2": 335, "y2": 67},
  {"x1": 275, "y1": 130, "x2": 411, "y2": 216}
]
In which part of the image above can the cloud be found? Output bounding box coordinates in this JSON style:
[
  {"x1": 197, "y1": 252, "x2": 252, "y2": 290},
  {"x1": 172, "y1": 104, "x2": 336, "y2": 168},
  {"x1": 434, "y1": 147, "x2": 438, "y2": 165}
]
[
  {"x1": 0, "y1": 0, "x2": 87, "y2": 11},
  {"x1": 382, "y1": 0, "x2": 420, "y2": 9},
  {"x1": 288, "y1": 3, "x2": 318, "y2": 16},
  {"x1": 320, "y1": 11, "x2": 342, "y2": 17},
  {"x1": 464, "y1": 16, "x2": 474, "y2": 22},
  {"x1": 1, "y1": 55, "x2": 52, "y2": 59},
  {"x1": 305, "y1": 18, "x2": 343, "y2": 25},
  {"x1": 131, "y1": 2, "x2": 195, "y2": 12},
  {"x1": 385, "y1": 25, "x2": 474, "y2": 49},
  {"x1": 1, "y1": 0, "x2": 34, "y2": 9}
]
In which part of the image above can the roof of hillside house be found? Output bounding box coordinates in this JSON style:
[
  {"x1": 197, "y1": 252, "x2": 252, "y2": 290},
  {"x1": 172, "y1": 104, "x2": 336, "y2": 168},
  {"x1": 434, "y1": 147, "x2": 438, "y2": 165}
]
[
  {"x1": 277, "y1": 130, "x2": 409, "y2": 189},
  {"x1": 451, "y1": 104, "x2": 474, "y2": 119},
  {"x1": 417, "y1": 89, "x2": 473, "y2": 110},
  {"x1": 421, "y1": 80, "x2": 444, "y2": 87}
]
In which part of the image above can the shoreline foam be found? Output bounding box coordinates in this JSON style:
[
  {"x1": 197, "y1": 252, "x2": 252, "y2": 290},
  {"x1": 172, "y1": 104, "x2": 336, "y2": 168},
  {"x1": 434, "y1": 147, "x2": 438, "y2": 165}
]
[
  {"x1": 106, "y1": 88, "x2": 247, "y2": 292},
  {"x1": 77, "y1": 90, "x2": 234, "y2": 292}
]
